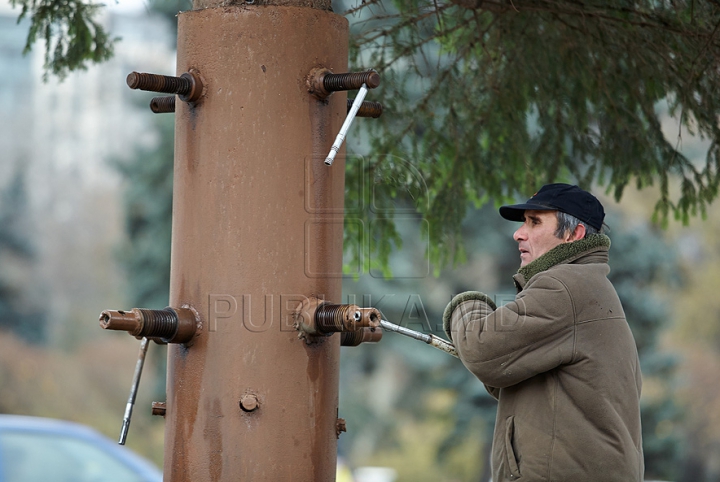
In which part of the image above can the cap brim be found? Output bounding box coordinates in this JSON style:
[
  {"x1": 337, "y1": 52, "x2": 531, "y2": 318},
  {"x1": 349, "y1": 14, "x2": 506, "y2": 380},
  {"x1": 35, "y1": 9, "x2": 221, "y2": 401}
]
[{"x1": 499, "y1": 203, "x2": 557, "y2": 222}]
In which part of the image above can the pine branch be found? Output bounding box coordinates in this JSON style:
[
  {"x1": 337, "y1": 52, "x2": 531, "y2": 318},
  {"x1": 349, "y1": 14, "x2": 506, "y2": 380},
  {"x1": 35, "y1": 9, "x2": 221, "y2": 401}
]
[
  {"x1": 347, "y1": 0, "x2": 720, "y2": 273},
  {"x1": 11, "y1": 0, "x2": 116, "y2": 80}
]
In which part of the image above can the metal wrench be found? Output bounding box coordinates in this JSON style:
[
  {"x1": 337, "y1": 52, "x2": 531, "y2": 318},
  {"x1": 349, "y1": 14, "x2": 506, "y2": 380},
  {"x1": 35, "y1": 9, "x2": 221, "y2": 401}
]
[
  {"x1": 118, "y1": 337, "x2": 150, "y2": 444},
  {"x1": 379, "y1": 319, "x2": 459, "y2": 358}
]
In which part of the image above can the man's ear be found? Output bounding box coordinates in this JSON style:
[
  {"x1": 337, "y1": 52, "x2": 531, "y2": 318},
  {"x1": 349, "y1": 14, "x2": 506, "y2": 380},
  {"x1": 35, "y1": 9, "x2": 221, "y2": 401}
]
[{"x1": 566, "y1": 223, "x2": 586, "y2": 242}]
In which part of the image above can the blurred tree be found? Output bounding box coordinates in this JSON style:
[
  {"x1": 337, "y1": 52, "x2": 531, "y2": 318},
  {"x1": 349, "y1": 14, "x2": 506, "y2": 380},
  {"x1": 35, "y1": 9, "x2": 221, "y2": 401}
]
[
  {"x1": 10, "y1": 0, "x2": 115, "y2": 80},
  {"x1": 667, "y1": 206, "x2": 720, "y2": 480},
  {"x1": 606, "y1": 216, "x2": 685, "y2": 481},
  {"x1": 109, "y1": 0, "x2": 187, "y2": 310},
  {"x1": 0, "y1": 167, "x2": 46, "y2": 343},
  {"x1": 673, "y1": 207, "x2": 720, "y2": 349},
  {"x1": 343, "y1": 0, "x2": 720, "y2": 269},
  {"x1": 114, "y1": 114, "x2": 175, "y2": 310}
]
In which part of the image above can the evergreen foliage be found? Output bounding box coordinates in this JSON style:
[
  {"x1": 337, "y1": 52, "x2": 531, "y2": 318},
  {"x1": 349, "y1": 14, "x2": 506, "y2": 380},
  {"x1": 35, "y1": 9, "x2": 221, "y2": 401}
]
[
  {"x1": 11, "y1": 0, "x2": 115, "y2": 80},
  {"x1": 113, "y1": 114, "x2": 174, "y2": 308},
  {"x1": 344, "y1": 0, "x2": 720, "y2": 270}
]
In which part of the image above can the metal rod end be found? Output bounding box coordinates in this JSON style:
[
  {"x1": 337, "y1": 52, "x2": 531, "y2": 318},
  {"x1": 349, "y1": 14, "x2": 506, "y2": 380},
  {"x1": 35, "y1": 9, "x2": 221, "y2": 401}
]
[
  {"x1": 99, "y1": 309, "x2": 142, "y2": 335},
  {"x1": 118, "y1": 419, "x2": 130, "y2": 445},
  {"x1": 365, "y1": 70, "x2": 381, "y2": 89},
  {"x1": 126, "y1": 71, "x2": 141, "y2": 90}
]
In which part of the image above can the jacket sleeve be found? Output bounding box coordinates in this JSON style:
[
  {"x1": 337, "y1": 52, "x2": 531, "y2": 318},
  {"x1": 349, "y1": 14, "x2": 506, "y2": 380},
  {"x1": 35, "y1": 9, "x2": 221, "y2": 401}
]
[
  {"x1": 450, "y1": 274, "x2": 576, "y2": 388},
  {"x1": 484, "y1": 385, "x2": 500, "y2": 400}
]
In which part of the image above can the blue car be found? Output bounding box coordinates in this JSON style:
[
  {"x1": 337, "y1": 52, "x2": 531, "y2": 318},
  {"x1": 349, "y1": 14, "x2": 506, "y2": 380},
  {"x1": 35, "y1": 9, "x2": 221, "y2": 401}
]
[{"x1": 0, "y1": 415, "x2": 162, "y2": 482}]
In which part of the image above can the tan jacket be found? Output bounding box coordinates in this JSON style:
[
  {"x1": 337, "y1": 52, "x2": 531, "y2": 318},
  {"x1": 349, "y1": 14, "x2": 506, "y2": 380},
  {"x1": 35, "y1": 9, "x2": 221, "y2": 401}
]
[{"x1": 449, "y1": 235, "x2": 643, "y2": 481}]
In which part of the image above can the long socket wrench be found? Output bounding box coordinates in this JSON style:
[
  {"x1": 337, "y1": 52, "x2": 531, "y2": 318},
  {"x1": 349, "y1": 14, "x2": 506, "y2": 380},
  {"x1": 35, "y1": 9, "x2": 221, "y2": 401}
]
[
  {"x1": 379, "y1": 319, "x2": 458, "y2": 358},
  {"x1": 324, "y1": 83, "x2": 368, "y2": 166},
  {"x1": 118, "y1": 337, "x2": 149, "y2": 444}
]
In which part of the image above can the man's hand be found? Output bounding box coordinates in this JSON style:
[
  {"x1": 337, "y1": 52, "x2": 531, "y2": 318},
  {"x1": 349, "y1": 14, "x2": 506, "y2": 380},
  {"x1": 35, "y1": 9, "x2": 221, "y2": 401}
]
[{"x1": 442, "y1": 291, "x2": 497, "y2": 340}]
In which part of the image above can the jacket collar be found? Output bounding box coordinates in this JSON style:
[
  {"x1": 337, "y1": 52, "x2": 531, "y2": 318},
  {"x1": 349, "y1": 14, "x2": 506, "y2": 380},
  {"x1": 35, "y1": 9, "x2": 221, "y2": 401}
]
[{"x1": 513, "y1": 234, "x2": 611, "y2": 291}]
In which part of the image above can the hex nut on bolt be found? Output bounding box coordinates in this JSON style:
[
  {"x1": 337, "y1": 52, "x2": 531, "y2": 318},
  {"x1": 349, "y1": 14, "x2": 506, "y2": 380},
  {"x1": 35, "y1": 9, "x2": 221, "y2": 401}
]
[
  {"x1": 152, "y1": 401, "x2": 167, "y2": 417},
  {"x1": 307, "y1": 67, "x2": 332, "y2": 99},
  {"x1": 239, "y1": 394, "x2": 259, "y2": 412}
]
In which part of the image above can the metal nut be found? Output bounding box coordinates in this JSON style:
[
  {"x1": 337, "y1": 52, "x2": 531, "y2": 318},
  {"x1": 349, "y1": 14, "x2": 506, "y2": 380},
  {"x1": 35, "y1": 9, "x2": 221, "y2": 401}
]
[{"x1": 151, "y1": 401, "x2": 167, "y2": 417}]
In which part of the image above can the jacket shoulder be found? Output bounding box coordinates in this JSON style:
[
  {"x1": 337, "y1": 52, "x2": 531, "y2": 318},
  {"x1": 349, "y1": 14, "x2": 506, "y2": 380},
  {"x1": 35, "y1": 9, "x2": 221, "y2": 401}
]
[{"x1": 542, "y1": 263, "x2": 624, "y2": 324}]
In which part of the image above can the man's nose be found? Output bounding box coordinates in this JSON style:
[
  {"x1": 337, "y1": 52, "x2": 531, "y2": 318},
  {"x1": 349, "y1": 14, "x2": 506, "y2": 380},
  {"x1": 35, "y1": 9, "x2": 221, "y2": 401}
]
[{"x1": 513, "y1": 225, "x2": 526, "y2": 242}]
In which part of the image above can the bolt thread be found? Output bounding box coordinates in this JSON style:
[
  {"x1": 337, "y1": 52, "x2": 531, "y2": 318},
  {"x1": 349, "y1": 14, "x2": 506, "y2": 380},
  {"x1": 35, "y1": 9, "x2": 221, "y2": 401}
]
[
  {"x1": 127, "y1": 72, "x2": 192, "y2": 96},
  {"x1": 315, "y1": 303, "x2": 357, "y2": 333},
  {"x1": 138, "y1": 309, "x2": 178, "y2": 338},
  {"x1": 150, "y1": 96, "x2": 176, "y2": 113},
  {"x1": 341, "y1": 327, "x2": 382, "y2": 346},
  {"x1": 348, "y1": 99, "x2": 383, "y2": 118},
  {"x1": 340, "y1": 330, "x2": 363, "y2": 346},
  {"x1": 324, "y1": 70, "x2": 380, "y2": 92}
]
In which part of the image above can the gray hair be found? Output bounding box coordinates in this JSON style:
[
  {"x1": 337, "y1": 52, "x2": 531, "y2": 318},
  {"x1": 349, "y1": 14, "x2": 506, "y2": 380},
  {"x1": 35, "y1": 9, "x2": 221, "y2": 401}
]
[{"x1": 554, "y1": 211, "x2": 602, "y2": 239}]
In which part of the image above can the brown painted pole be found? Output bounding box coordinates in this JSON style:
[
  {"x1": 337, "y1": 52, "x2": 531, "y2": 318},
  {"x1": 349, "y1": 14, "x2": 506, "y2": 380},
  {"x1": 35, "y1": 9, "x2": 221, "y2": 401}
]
[{"x1": 166, "y1": 5, "x2": 348, "y2": 481}]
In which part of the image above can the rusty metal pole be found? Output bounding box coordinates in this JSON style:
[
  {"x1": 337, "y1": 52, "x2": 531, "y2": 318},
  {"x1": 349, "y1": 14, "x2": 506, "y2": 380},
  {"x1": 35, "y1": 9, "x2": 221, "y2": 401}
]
[{"x1": 165, "y1": 4, "x2": 348, "y2": 481}]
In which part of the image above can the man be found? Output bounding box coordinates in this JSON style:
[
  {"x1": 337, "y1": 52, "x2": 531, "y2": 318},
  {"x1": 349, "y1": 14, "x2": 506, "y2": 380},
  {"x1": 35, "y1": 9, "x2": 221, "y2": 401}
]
[{"x1": 443, "y1": 183, "x2": 643, "y2": 481}]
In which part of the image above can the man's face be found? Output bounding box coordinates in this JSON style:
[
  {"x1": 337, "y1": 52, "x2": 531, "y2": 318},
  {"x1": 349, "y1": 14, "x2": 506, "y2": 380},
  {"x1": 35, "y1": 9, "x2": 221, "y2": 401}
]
[{"x1": 513, "y1": 210, "x2": 565, "y2": 267}]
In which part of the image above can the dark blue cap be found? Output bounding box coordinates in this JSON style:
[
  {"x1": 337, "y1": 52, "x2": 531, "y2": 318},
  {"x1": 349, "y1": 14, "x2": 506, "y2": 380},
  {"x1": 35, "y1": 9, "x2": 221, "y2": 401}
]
[{"x1": 499, "y1": 183, "x2": 605, "y2": 230}]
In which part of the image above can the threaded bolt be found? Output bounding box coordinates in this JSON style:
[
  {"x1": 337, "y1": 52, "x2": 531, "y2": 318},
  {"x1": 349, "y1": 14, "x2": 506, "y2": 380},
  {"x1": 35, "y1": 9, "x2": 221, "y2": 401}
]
[
  {"x1": 315, "y1": 303, "x2": 359, "y2": 333},
  {"x1": 348, "y1": 99, "x2": 383, "y2": 118},
  {"x1": 99, "y1": 307, "x2": 199, "y2": 344},
  {"x1": 313, "y1": 303, "x2": 382, "y2": 334},
  {"x1": 126, "y1": 71, "x2": 203, "y2": 103},
  {"x1": 341, "y1": 327, "x2": 383, "y2": 346},
  {"x1": 324, "y1": 70, "x2": 380, "y2": 92},
  {"x1": 150, "y1": 96, "x2": 176, "y2": 114},
  {"x1": 127, "y1": 72, "x2": 191, "y2": 95},
  {"x1": 307, "y1": 68, "x2": 381, "y2": 99},
  {"x1": 137, "y1": 309, "x2": 177, "y2": 339}
]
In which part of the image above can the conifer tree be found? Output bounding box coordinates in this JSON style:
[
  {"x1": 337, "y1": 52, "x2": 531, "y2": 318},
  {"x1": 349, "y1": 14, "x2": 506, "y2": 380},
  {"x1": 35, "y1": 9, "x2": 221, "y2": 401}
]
[{"x1": 0, "y1": 168, "x2": 46, "y2": 342}]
